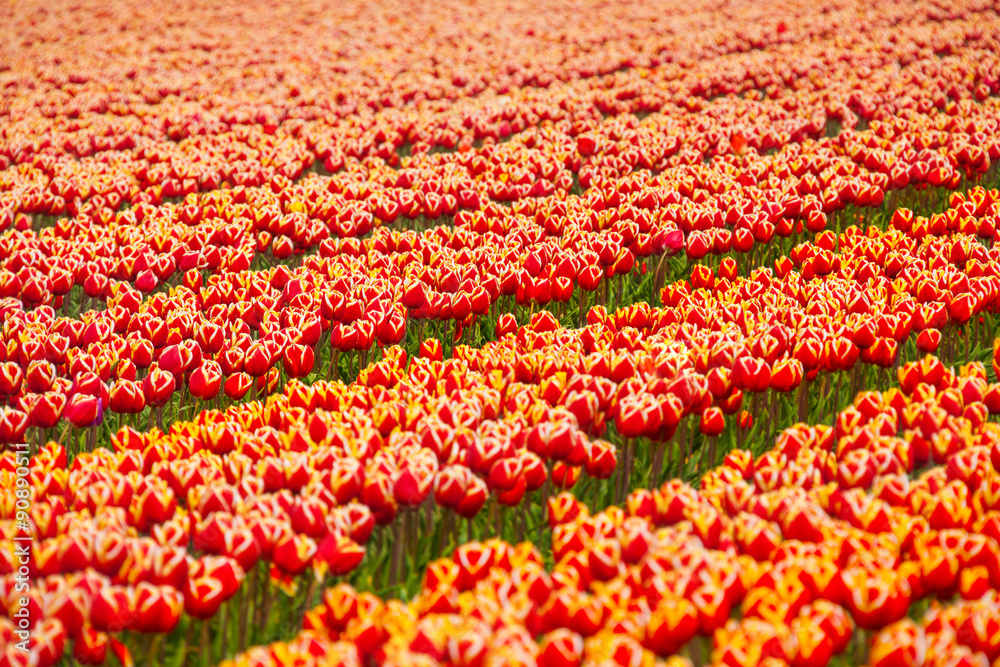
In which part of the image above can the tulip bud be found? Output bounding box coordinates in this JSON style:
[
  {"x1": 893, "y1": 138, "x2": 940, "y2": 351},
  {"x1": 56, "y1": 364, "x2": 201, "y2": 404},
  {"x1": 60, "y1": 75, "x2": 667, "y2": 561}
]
[
  {"x1": 732, "y1": 356, "x2": 771, "y2": 393},
  {"x1": 282, "y1": 344, "x2": 315, "y2": 378},
  {"x1": 578, "y1": 264, "x2": 602, "y2": 291},
  {"x1": 187, "y1": 360, "x2": 222, "y2": 400},
  {"x1": 434, "y1": 466, "x2": 469, "y2": 510},
  {"x1": 0, "y1": 362, "x2": 22, "y2": 395},
  {"x1": 642, "y1": 597, "x2": 698, "y2": 656},
  {"x1": 142, "y1": 364, "x2": 176, "y2": 407},
  {"x1": 158, "y1": 343, "x2": 192, "y2": 376},
  {"x1": 185, "y1": 576, "x2": 226, "y2": 620},
  {"x1": 126, "y1": 336, "x2": 155, "y2": 369},
  {"x1": 375, "y1": 309, "x2": 406, "y2": 346},
  {"x1": 455, "y1": 477, "x2": 488, "y2": 519},
  {"x1": 244, "y1": 341, "x2": 274, "y2": 377},
  {"x1": 916, "y1": 329, "x2": 941, "y2": 354},
  {"x1": 394, "y1": 464, "x2": 435, "y2": 508},
  {"x1": 73, "y1": 626, "x2": 109, "y2": 665},
  {"x1": 314, "y1": 534, "x2": 365, "y2": 578},
  {"x1": 419, "y1": 338, "x2": 443, "y2": 362},
  {"x1": 770, "y1": 358, "x2": 803, "y2": 393},
  {"x1": 64, "y1": 393, "x2": 103, "y2": 428},
  {"x1": 806, "y1": 209, "x2": 827, "y2": 233},
  {"x1": 868, "y1": 619, "x2": 923, "y2": 667},
  {"x1": 224, "y1": 372, "x2": 253, "y2": 400},
  {"x1": 699, "y1": 406, "x2": 725, "y2": 437},
  {"x1": 539, "y1": 629, "x2": 584, "y2": 667},
  {"x1": 109, "y1": 380, "x2": 145, "y2": 414},
  {"x1": 25, "y1": 360, "x2": 56, "y2": 393},
  {"x1": 691, "y1": 264, "x2": 714, "y2": 290},
  {"x1": 686, "y1": 232, "x2": 711, "y2": 261},
  {"x1": 616, "y1": 394, "x2": 663, "y2": 438},
  {"x1": 272, "y1": 533, "x2": 318, "y2": 576},
  {"x1": 0, "y1": 407, "x2": 28, "y2": 444},
  {"x1": 496, "y1": 313, "x2": 518, "y2": 339},
  {"x1": 25, "y1": 391, "x2": 66, "y2": 428}
]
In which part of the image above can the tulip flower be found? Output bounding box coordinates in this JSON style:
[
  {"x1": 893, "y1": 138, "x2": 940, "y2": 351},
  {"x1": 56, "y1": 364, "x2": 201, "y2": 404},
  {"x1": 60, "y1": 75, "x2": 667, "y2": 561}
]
[
  {"x1": 64, "y1": 393, "x2": 103, "y2": 428},
  {"x1": 732, "y1": 357, "x2": 770, "y2": 393},
  {"x1": 142, "y1": 364, "x2": 176, "y2": 408},
  {"x1": 539, "y1": 629, "x2": 584, "y2": 667},
  {"x1": 916, "y1": 329, "x2": 941, "y2": 354},
  {"x1": 109, "y1": 380, "x2": 145, "y2": 414},
  {"x1": 188, "y1": 360, "x2": 223, "y2": 400},
  {"x1": 224, "y1": 372, "x2": 254, "y2": 400},
  {"x1": 282, "y1": 344, "x2": 315, "y2": 378}
]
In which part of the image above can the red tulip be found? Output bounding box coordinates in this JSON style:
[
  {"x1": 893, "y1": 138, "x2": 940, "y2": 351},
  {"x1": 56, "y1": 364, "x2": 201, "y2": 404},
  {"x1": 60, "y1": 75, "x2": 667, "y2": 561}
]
[
  {"x1": 0, "y1": 407, "x2": 28, "y2": 444},
  {"x1": 282, "y1": 344, "x2": 315, "y2": 378},
  {"x1": 770, "y1": 358, "x2": 803, "y2": 393},
  {"x1": 435, "y1": 466, "x2": 470, "y2": 509},
  {"x1": 126, "y1": 336, "x2": 155, "y2": 369},
  {"x1": 868, "y1": 619, "x2": 923, "y2": 667},
  {"x1": 455, "y1": 477, "x2": 488, "y2": 519},
  {"x1": 394, "y1": 464, "x2": 435, "y2": 508},
  {"x1": 419, "y1": 338, "x2": 443, "y2": 362},
  {"x1": 244, "y1": 341, "x2": 274, "y2": 377},
  {"x1": 158, "y1": 342, "x2": 198, "y2": 376},
  {"x1": 0, "y1": 362, "x2": 23, "y2": 395},
  {"x1": 732, "y1": 356, "x2": 770, "y2": 393},
  {"x1": 25, "y1": 360, "x2": 56, "y2": 393},
  {"x1": 314, "y1": 534, "x2": 365, "y2": 577},
  {"x1": 700, "y1": 406, "x2": 725, "y2": 436},
  {"x1": 375, "y1": 310, "x2": 406, "y2": 346},
  {"x1": 109, "y1": 379, "x2": 145, "y2": 414},
  {"x1": 272, "y1": 533, "x2": 318, "y2": 576},
  {"x1": 142, "y1": 364, "x2": 176, "y2": 408},
  {"x1": 224, "y1": 372, "x2": 253, "y2": 400},
  {"x1": 615, "y1": 394, "x2": 662, "y2": 438},
  {"x1": 496, "y1": 313, "x2": 518, "y2": 339},
  {"x1": 72, "y1": 626, "x2": 109, "y2": 665},
  {"x1": 189, "y1": 361, "x2": 223, "y2": 400},
  {"x1": 64, "y1": 393, "x2": 103, "y2": 428},
  {"x1": 185, "y1": 576, "x2": 227, "y2": 620},
  {"x1": 843, "y1": 568, "x2": 912, "y2": 631},
  {"x1": 916, "y1": 329, "x2": 941, "y2": 353},
  {"x1": 134, "y1": 269, "x2": 158, "y2": 292},
  {"x1": 539, "y1": 629, "x2": 584, "y2": 667},
  {"x1": 642, "y1": 597, "x2": 698, "y2": 656}
]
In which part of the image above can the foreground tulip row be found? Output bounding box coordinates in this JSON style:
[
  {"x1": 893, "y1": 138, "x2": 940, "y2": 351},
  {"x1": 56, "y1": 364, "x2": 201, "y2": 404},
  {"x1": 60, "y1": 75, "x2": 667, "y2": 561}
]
[{"x1": 208, "y1": 350, "x2": 1000, "y2": 667}]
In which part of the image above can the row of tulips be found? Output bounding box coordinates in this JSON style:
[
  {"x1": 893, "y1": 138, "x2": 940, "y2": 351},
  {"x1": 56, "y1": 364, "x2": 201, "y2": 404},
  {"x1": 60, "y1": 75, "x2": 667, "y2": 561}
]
[
  {"x1": 1, "y1": 183, "x2": 999, "y2": 513},
  {"x1": 7, "y1": 88, "x2": 1000, "y2": 320},
  {"x1": 2, "y1": 158, "x2": 1000, "y2": 459},
  {"x1": 2, "y1": 172, "x2": 998, "y2": 469},
  {"x1": 206, "y1": 349, "x2": 1000, "y2": 667}
]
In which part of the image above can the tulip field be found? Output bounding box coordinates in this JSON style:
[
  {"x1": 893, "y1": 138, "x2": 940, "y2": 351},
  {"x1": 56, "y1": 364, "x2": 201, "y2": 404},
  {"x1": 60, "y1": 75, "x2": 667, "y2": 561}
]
[{"x1": 7, "y1": 0, "x2": 1000, "y2": 666}]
